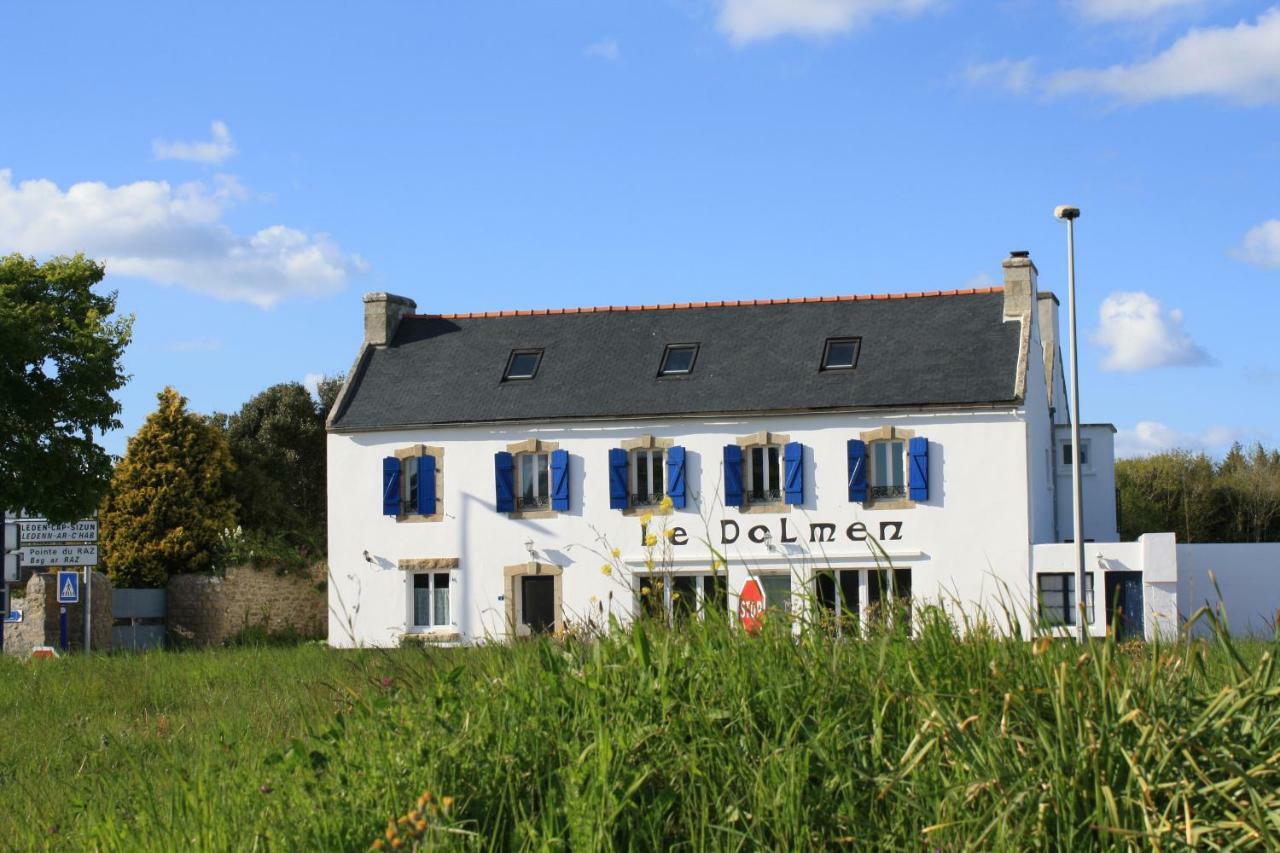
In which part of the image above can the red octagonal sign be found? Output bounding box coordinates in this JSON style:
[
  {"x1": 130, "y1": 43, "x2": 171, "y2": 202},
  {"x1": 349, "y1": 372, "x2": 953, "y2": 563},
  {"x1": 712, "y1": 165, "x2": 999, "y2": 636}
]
[{"x1": 738, "y1": 578, "x2": 765, "y2": 634}]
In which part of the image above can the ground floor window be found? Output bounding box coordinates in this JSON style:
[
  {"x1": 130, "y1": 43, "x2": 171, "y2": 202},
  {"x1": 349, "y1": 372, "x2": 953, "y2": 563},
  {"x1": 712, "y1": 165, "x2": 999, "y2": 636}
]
[
  {"x1": 867, "y1": 568, "x2": 912, "y2": 633},
  {"x1": 521, "y1": 574, "x2": 556, "y2": 634},
  {"x1": 412, "y1": 572, "x2": 450, "y2": 628},
  {"x1": 1037, "y1": 572, "x2": 1095, "y2": 627},
  {"x1": 635, "y1": 572, "x2": 729, "y2": 623},
  {"x1": 757, "y1": 573, "x2": 792, "y2": 615},
  {"x1": 815, "y1": 570, "x2": 859, "y2": 633}
]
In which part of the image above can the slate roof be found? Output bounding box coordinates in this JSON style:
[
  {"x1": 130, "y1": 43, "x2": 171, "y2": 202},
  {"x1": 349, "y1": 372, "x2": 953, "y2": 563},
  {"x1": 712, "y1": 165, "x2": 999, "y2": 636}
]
[{"x1": 328, "y1": 288, "x2": 1022, "y2": 430}]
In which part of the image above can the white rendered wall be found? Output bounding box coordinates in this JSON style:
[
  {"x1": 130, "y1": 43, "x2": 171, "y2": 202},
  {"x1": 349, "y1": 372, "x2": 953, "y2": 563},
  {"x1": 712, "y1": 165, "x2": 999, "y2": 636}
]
[
  {"x1": 328, "y1": 409, "x2": 1036, "y2": 647},
  {"x1": 1177, "y1": 544, "x2": 1280, "y2": 638},
  {"x1": 1054, "y1": 424, "x2": 1118, "y2": 543}
]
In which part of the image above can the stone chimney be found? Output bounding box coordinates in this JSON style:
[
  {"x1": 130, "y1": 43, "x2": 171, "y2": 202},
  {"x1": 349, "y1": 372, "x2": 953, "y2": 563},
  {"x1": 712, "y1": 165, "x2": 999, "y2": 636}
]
[
  {"x1": 363, "y1": 292, "x2": 417, "y2": 347},
  {"x1": 1037, "y1": 291, "x2": 1061, "y2": 404},
  {"x1": 1001, "y1": 250, "x2": 1038, "y2": 320}
]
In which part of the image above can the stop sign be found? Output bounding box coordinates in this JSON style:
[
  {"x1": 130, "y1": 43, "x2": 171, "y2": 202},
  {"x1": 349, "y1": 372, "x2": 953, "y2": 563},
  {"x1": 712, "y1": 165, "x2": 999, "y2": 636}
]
[{"x1": 738, "y1": 579, "x2": 765, "y2": 634}]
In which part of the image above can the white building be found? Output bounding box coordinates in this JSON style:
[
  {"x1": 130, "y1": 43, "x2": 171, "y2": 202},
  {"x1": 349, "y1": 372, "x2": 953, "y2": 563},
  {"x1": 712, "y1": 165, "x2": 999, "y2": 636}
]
[{"x1": 326, "y1": 250, "x2": 1182, "y2": 647}]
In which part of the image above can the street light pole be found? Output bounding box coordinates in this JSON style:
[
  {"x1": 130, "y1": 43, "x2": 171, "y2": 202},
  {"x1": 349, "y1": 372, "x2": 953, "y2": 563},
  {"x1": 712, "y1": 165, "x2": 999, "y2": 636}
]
[{"x1": 1055, "y1": 205, "x2": 1087, "y2": 643}]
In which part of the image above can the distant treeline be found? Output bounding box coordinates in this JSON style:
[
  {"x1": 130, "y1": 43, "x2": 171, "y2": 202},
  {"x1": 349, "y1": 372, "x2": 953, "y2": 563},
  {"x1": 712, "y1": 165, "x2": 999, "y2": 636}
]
[{"x1": 1117, "y1": 443, "x2": 1280, "y2": 543}]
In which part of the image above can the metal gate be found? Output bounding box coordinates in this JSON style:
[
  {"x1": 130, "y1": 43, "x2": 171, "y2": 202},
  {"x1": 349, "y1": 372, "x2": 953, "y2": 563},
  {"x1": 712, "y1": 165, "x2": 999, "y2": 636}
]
[{"x1": 112, "y1": 589, "x2": 166, "y2": 651}]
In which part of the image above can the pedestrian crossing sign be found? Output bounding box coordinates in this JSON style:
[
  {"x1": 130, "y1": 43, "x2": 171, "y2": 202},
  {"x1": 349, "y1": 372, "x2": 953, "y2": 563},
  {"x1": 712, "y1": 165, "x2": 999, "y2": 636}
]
[{"x1": 57, "y1": 571, "x2": 80, "y2": 604}]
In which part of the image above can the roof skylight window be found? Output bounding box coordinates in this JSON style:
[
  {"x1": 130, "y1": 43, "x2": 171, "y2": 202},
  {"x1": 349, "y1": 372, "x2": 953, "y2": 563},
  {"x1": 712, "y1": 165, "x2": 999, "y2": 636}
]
[
  {"x1": 504, "y1": 349, "x2": 543, "y2": 380},
  {"x1": 658, "y1": 343, "x2": 699, "y2": 377},
  {"x1": 821, "y1": 337, "x2": 861, "y2": 371}
]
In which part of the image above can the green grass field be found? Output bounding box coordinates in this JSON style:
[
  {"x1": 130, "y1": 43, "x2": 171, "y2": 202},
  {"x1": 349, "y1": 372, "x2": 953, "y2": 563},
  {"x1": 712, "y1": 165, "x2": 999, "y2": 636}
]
[{"x1": 1, "y1": 609, "x2": 1277, "y2": 850}]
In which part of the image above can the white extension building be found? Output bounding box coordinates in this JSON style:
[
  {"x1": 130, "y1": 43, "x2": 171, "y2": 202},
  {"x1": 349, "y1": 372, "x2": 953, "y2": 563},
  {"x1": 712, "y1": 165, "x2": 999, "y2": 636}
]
[{"x1": 324, "y1": 249, "x2": 1225, "y2": 647}]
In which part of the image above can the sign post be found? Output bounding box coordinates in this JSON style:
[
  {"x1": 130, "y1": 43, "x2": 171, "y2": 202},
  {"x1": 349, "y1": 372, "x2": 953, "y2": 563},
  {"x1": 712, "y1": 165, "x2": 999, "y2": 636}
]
[{"x1": 57, "y1": 571, "x2": 80, "y2": 651}]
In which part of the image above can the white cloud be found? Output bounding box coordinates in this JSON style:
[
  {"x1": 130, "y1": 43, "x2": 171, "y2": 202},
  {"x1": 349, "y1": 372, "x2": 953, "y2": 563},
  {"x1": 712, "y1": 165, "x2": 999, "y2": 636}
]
[
  {"x1": 153, "y1": 120, "x2": 237, "y2": 165},
  {"x1": 962, "y1": 58, "x2": 1036, "y2": 95},
  {"x1": 1115, "y1": 420, "x2": 1242, "y2": 457},
  {"x1": 1093, "y1": 291, "x2": 1211, "y2": 371},
  {"x1": 1047, "y1": 8, "x2": 1280, "y2": 104},
  {"x1": 1069, "y1": 0, "x2": 1214, "y2": 23},
  {"x1": 716, "y1": 0, "x2": 940, "y2": 45},
  {"x1": 963, "y1": 272, "x2": 997, "y2": 289},
  {"x1": 303, "y1": 372, "x2": 325, "y2": 397},
  {"x1": 586, "y1": 38, "x2": 621, "y2": 61},
  {"x1": 1230, "y1": 219, "x2": 1280, "y2": 269},
  {"x1": 0, "y1": 169, "x2": 367, "y2": 308}
]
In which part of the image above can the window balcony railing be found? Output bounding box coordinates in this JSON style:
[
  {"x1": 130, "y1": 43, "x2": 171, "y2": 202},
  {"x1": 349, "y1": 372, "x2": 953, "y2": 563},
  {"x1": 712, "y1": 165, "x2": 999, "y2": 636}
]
[
  {"x1": 746, "y1": 488, "x2": 783, "y2": 505},
  {"x1": 871, "y1": 485, "x2": 906, "y2": 500},
  {"x1": 516, "y1": 495, "x2": 550, "y2": 510},
  {"x1": 631, "y1": 492, "x2": 663, "y2": 507}
]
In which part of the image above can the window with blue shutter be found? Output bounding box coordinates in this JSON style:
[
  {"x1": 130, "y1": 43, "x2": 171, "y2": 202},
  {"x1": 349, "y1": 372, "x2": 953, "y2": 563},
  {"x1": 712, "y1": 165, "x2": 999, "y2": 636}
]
[
  {"x1": 608, "y1": 448, "x2": 628, "y2": 509},
  {"x1": 723, "y1": 444, "x2": 744, "y2": 507},
  {"x1": 494, "y1": 451, "x2": 515, "y2": 513},
  {"x1": 908, "y1": 436, "x2": 929, "y2": 501},
  {"x1": 550, "y1": 449, "x2": 570, "y2": 511},
  {"x1": 847, "y1": 439, "x2": 867, "y2": 503},
  {"x1": 382, "y1": 456, "x2": 401, "y2": 516},
  {"x1": 418, "y1": 453, "x2": 437, "y2": 515},
  {"x1": 783, "y1": 442, "x2": 804, "y2": 505},
  {"x1": 666, "y1": 446, "x2": 687, "y2": 509}
]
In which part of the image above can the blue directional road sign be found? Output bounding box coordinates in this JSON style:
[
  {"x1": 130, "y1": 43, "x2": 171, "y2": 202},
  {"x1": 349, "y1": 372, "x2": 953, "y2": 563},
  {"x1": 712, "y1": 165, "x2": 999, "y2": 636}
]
[{"x1": 57, "y1": 571, "x2": 80, "y2": 604}]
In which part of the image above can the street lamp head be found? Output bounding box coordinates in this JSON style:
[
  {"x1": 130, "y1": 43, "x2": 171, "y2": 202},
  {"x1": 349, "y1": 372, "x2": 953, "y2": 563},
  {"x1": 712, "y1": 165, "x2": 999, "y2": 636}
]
[{"x1": 1054, "y1": 205, "x2": 1081, "y2": 221}]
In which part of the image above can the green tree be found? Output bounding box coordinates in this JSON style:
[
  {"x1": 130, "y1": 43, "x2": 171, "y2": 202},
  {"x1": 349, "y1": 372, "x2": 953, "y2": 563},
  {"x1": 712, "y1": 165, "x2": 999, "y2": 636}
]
[
  {"x1": 216, "y1": 382, "x2": 327, "y2": 539},
  {"x1": 0, "y1": 254, "x2": 132, "y2": 522},
  {"x1": 1115, "y1": 450, "x2": 1223, "y2": 542},
  {"x1": 1220, "y1": 443, "x2": 1280, "y2": 542},
  {"x1": 99, "y1": 387, "x2": 236, "y2": 587},
  {"x1": 315, "y1": 373, "x2": 346, "y2": 423}
]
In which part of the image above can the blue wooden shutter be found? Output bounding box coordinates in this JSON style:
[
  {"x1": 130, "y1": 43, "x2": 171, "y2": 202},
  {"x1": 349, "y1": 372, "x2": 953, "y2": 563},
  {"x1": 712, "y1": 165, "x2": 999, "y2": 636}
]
[
  {"x1": 783, "y1": 442, "x2": 804, "y2": 506},
  {"x1": 847, "y1": 439, "x2": 866, "y2": 502},
  {"x1": 382, "y1": 456, "x2": 401, "y2": 516},
  {"x1": 494, "y1": 451, "x2": 514, "y2": 512},
  {"x1": 417, "y1": 453, "x2": 437, "y2": 515},
  {"x1": 908, "y1": 436, "x2": 929, "y2": 501},
  {"x1": 666, "y1": 446, "x2": 687, "y2": 509},
  {"x1": 550, "y1": 449, "x2": 570, "y2": 511},
  {"x1": 608, "y1": 448, "x2": 628, "y2": 509},
  {"x1": 723, "y1": 444, "x2": 744, "y2": 507}
]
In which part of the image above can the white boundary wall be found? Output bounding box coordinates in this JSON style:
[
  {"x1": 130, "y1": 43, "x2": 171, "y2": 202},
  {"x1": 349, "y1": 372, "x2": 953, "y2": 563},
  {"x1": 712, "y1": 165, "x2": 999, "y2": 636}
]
[{"x1": 1033, "y1": 535, "x2": 1280, "y2": 640}]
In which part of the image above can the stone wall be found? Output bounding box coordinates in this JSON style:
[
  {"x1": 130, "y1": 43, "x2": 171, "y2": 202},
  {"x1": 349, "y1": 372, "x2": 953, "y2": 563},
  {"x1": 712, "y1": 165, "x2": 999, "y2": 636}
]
[
  {"x1": 2, "y1": 571, "x2": 112, "y2": 657},
  {"x1": 166, "y1": 562, "x2": 327, "y2": 645}
]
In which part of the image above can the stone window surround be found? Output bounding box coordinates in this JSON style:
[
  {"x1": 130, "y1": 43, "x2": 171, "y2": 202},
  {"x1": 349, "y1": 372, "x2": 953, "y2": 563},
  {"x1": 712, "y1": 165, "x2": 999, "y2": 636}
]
[
  {"x1": 734, "y1": 430, "x2": 791, "y2": 515},
  {"x1": 860, "y1": 426, "x2": 916, "y2": 511},
  {"x1": 505, "y1": 439, "x2": 561, "y2": 519},
  {"x1": 392, "y1": 444, "x2": 444, "y2": 523},
  {"x1": 395, "y1": 558, "x2": 461, "y2": 643},
  {"x1": 503, "y1": 561, "x2": 563, "y2": 637},
  {"x1": 620, "y1": 435, "x2": 675, "y2": 516}
]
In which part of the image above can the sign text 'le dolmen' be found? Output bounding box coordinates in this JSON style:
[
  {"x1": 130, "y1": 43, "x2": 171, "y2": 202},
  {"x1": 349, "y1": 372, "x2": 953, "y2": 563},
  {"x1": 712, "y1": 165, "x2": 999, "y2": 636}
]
[{"x1": 642, "y1": 517, "x2": 905, "y2": 547}]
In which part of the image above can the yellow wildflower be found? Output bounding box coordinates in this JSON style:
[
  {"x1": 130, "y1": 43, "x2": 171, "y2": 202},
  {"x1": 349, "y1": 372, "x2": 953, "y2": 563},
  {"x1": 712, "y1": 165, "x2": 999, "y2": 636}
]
[
  {"x1": 664, "y1": 528, "x2": 676, "y2": 540},
  {"x1": 611, "y1": 547, "x2": 621, "y2": 558},
  {"x1": 641, "y1": 586, "x2": 651, "y2": 596},
  {"x1": 640, "y1": 512, "x2": 653, "y2": 527},
  {"x1": 644, "y1": 534, "x2": 657, "y2": 547},
  {"x1": 600, "y1": 564, "x2": 612, "y2": 577},
  {"x1": 441, "y1": 796, "x2": 455, "y2": 811},
  {"x1": 659, "y1": 495, "x2": 674, "y2": 513}
]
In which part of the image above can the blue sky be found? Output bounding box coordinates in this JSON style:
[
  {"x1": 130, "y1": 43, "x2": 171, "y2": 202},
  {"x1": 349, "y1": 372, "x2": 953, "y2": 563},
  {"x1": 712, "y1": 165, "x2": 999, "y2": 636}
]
[{"x1": 2, "y1": 1, "x2": 1277, "y2": 458}]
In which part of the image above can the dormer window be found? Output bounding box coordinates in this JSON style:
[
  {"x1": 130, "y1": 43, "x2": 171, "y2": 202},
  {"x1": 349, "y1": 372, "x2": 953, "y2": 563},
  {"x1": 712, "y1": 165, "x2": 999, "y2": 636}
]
[
  {"x1": 504, "y1": 349, "x2": 542, "y2": 381},
  {"x1": 658, "y1": 343, "x2": 698, "y2": 376},
  {"x1": 821, "y1": 337, "x2": 861, "y2": 370}
]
